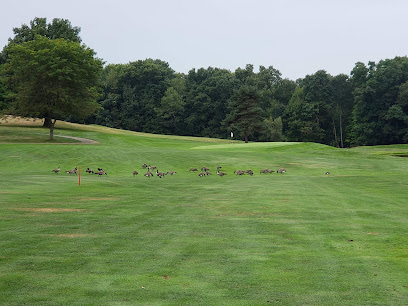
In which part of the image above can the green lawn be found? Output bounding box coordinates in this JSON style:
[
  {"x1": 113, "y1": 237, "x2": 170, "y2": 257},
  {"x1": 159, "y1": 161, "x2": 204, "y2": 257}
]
[{"x1": 0, "y1": 122, "x2": 407, "y2": 305}]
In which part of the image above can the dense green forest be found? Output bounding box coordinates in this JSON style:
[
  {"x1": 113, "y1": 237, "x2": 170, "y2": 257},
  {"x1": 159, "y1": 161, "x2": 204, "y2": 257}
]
[{"x1": 1, "y1": 18, "x2": 408, "y2": 146}]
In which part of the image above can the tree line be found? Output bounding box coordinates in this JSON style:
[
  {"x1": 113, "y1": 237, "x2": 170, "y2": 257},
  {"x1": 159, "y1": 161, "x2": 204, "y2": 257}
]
[{"x1": 1, "y1": 18, "x2": 407, "y2": 146}]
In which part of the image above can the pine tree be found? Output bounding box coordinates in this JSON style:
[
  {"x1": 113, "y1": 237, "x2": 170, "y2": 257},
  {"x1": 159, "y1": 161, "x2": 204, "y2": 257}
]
[{"x1": 223, "y1": 86, "x2": 264, "y2": 143}]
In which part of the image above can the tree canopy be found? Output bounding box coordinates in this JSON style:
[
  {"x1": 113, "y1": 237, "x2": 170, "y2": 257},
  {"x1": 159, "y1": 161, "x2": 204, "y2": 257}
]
[
  {"x1": 1, "y1": 17, "x2": 81, "y2": 65},
  {"x1": 2, "y1": 18, "x2": 408, "y2": 147},
  {"x1": 3, "y1": 35, "x2": 103, "y2": 140}
]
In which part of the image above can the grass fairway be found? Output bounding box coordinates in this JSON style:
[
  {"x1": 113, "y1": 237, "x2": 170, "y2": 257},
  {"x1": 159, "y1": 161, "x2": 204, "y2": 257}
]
[{"x1": 0, "y1": 121, "x2": 407, "y2": 305}]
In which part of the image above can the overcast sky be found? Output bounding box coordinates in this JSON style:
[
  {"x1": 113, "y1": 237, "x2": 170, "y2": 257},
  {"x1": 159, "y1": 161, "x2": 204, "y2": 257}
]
[{"x1": 1, "y1": 0, "x2": 407, "y2": 80}]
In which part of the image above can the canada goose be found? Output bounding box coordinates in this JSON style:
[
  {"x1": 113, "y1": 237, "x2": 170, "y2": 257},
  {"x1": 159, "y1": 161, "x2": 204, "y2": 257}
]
[
  {"x1": 277, "y1": 168, "x2": 286, "y2": 174},
  {"x1": 260, "y1": 168, "x2": 270, "y2": 174},
  {"x1": 156, "y1": 170, "x2": 166, "y2": 178},
  {"x1": 144, "y1": 170, "x2": 153, "y2": 178},
  {"x1": 142, "y1": 163, "x2": 148, "y2": 168},
  {"x1": 325, "y1": 171, "x2": 330, "y2": 175},
  {"x1": 86, "y1": 167, "x2": 94, "y2": 174},
  {"x1": 217, "y1": 166, "x2": 222, "y2": 170},
  {"x1": 245, "y1": 170, "x2": 254, "y2": 176},
  {"x1": 198, "y1": 172, "x2": 206, "y2": 177},
  {"x1": 149, "y1": 165, "x2": 157, "y2": 170},
  {"x1": 189, "y1": 168, "x2": 198, "y2": 172},
  {"x1": 267, "y1": 169, "x2": 275, "y2": 173},
  {"x1": 95, "y1": 169, "x2": 107, "y2": 176},
  {"x1": 234, "y1": 169, "x2": 245, "y2": 175},
  {"x1": 66, "y1": 167, "x2": 77, "y2": 175},
  {"x1": 166, "y1": 171, "x2": 177, "y2": 175},
  {"x1": 205, "y1": 171, "x2": 212, "y2": 176},
  {"x1": 217, "y1": 171, "x2": 227, "y2": 177},
  {"x1": 133, "y1": 171, "x2": 139, "y2": 176},
  {"x1": 201, "y1": 166, "x2": 210, "y2": 171},
  {"x1": 52, "y1": 166, "x2": 60, "y2": 174}
]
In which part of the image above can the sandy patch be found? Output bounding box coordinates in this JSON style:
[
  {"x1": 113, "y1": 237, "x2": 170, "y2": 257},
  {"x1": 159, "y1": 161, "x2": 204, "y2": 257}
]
[{"x1": 367, "y1": 232, "x2": 381, "y2": 235}]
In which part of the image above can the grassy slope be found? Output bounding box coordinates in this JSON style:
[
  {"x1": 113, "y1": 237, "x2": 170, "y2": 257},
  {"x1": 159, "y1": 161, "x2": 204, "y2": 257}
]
[{"x1": 0, "y1": 121, "x2": 407, "y2": 305}]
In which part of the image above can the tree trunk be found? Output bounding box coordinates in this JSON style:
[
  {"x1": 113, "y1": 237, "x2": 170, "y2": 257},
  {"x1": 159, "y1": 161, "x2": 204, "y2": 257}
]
[
  {"x1": 339, "y1": 109, "x2": 344, "y2": 148},
  {"x1": 244, "y1": 131, "x2": 248, "y2": 143},
  {"x1": 332, "y1": 118, "x2": 338, "y2": 147},
  {"x1": 43, "y1": 116, "x2": 52, "y2": 128},
  {"x1": 49, "y1": 119, "x2": 57, "y2": 141}
]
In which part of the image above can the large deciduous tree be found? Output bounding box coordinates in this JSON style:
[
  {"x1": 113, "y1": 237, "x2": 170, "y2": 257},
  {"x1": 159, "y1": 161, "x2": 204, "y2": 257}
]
[
  {"x1": 184, "y1": 67, "x2": 236, "y2": 138},
  {"x1": 116, "y1": 59, "x2": 174, "y2": 133},
  {"x1": 1, "y1": 17, "x2": 82, "y2": 126},
  {"x1": 3, "y1": 36, "x2": 103, "y2": 140}
]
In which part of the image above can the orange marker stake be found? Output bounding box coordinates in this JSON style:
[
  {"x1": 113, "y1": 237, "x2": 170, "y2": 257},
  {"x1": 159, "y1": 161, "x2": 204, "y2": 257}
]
[{"x1": 79, "y1": 166, "x2": 81, "y2": 186}]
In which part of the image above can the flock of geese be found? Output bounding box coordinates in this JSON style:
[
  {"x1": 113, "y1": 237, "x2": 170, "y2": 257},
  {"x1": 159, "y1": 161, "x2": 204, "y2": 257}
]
[
  {"x1": 128, "y1": 164, "x2": 288, "y2": 178},
  {"x1": 52, "y1": 165, "x2": 332, "y2": 178},
  {"x1": 52, "y1": 166, "x2": 107, "y2": 176},
  {"x1": 52, "y1": 164, "x2": 289, "y2": 178}
]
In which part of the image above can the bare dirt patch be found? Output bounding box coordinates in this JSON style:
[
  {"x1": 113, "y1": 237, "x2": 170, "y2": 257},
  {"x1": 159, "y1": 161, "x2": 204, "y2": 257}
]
[
  {"x1": 367, "y1": 232, "x2": 381, "y2": 235},
  {"x1": 13, "y1": 208, "x2": 85, "y2": 213},
  {"x1": 56, "y1": 234, "x2": 89, "y2": 238}
]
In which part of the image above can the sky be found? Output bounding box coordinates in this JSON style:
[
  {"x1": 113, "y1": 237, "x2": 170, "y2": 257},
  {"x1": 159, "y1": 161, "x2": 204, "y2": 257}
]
[{"x1": 1, "y1": 0, "x2": 408, "y2": 80}]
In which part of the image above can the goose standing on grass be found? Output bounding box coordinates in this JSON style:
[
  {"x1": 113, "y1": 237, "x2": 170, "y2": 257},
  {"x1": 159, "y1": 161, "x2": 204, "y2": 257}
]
[
  {"x1": 133, "y1": 171, "x2": 139, "y2": 176},
  {"x1": 166, "y1": 171, "x2": 177, "y2": 175},
  {"x1": 325, "y1": 171, "x2": 330, "y2": 175},
  {"x1": 66, "y1": 167, "x2": 77, "y2": 175},
  {"x1": 245, "y1": 170, "x2": 254, "y2": 176},
  {"x1": 189, "y1": 168, "x2": 198, "y2": 172},
  {"x1": 95, "y1": 169, "x2": 108, "y2": 176},
  {"x1": 198, "y1": 172, "x2": 206, "y2": 177},
  {"x1": 217, "y1": 171, "x2": 227, "y2": 177},
  {"x1": 156, "y1": 170, "x2": 166, "y2": 178},
  {"x1": 144, "y1": 170, "x2": 153, "y2": 178},
  {"x1": 52, "y1": 166, "x2": 60, "y2": 174},
  {"x1": 86, "y1": 167, "x2": 94, "y2": 174},
  {"x1": 277, "y1": 168, "x2": 286, "y2": 174}
]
